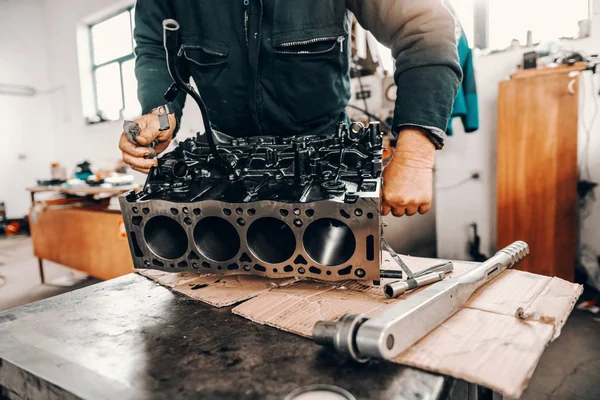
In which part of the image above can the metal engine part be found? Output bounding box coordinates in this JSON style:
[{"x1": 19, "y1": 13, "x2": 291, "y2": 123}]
[
  {"x1": 119, "y1": 122, "x2": 383, "y2": 281},
  {"x1": 119, "y1": 18, "x2": 384, "y2": 282}
]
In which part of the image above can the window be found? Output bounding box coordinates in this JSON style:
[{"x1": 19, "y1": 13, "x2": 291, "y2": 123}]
[
  {"x1": 89, "y1": 7, "x2": 141, "y2": 121},
  {"x1": 449, "y1": 0, "x2": 590, "y2": 51},
  {"x1": 487, "y1": 0, "x2": 589, "y2": 51},
  {"x1": 450, "y1": 0, "x2": 475, "y2": 47}
]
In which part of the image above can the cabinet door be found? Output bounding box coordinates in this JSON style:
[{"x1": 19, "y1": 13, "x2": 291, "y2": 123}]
[
  {"x1": 30, "y1": 207, "x2": 134, "y2": 280},
  {"x1": 497, "y1": 72, "x2": 579, "y2": 281}
]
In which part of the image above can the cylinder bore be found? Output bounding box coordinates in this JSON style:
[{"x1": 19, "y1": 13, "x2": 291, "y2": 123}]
[
  {"x1": 194, "y1": 217, "x2": 240, "y2": 262},
  {"x1": 247, "y1": 217, "x2": 296, "y2": 264},
  {"x1": 144, "y1": 216, "x2": 188, "y2": 260},
  {"x1": 303, "y1": 218, "x2": 356, "y2": 266}
]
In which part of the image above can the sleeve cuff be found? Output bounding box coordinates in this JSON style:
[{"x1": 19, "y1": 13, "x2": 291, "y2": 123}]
[{"x1": 395, "y1": 123, "x2": 446, "y2": 150}]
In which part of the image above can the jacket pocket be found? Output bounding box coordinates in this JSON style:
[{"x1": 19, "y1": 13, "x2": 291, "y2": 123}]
[
  {"x1": 182, "y1": 42, "x2": 234, "y2": 131},
  {"x1": 275, "y1": 35, "x2": 346, "y2": 55},
  {"x1": 271, "y1": 33, "x2": 349, "y2": 125},
  {"x1": 271, "y1": 0, "x2": 348, "y2": 46},
  {"x1": 182, "y1": 40, "x2": 229, "y2": 67}
]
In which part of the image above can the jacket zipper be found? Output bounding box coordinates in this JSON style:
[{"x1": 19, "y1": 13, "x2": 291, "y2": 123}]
[
  {"x1": 181, "y1": 45, "x2": 227, "y2": 57},
  {"x1": 276, "y1": 35, "x2": 345, "y2": 55},
  {"x1": 243, "y1": 0, "x2": 249, "y2": 46},
  {"x1": 203, "y1": 48, "x2": 227, "y2": 57}
]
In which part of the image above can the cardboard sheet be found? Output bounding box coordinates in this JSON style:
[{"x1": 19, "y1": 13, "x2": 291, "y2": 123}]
[
  {"x1": 139, "y1": 254, "x2": 582, "y2": 398},
  {"x1": 139, "y1": 269, "x2": 295, "y2": 307}
]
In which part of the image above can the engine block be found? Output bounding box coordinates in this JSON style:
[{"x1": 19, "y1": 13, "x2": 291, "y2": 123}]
[{"x1": 119, "y1": 122, "x2": 383, "y2": 281}]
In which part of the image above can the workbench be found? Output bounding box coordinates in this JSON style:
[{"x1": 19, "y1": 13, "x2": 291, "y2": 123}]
[
  {"x1": 27, "y1": 186, "x2": 137, "y2": 283},
  {"x1": 0, "y1": 273, "x2": 471, "y2": 400}
]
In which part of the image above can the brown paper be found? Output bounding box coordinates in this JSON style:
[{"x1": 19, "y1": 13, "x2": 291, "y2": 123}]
[
  {"x1": 172, "y1": 274, "x2": 296, "y2": 307},
  {"x1": 139, "y1": 254, "x2": 582, "y2": 398},
  {"x1": 139, "y1": 269, "x2": 295, "y2": 307},
  {"x1": 232, "y1": 281, "x2": 394, "y2": 336}
]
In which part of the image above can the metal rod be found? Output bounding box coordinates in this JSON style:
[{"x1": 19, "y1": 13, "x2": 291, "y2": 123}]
[
  {"x1": 162, "y1": 19, "x2": 234, "y2": 174},
  {"x1": 38, "y1": 259, "x2": 45, "y2": 284},
  {"x1": 380, "y1": 261, "x2": 453, "y2": 280},
  {"x1": 414, "y1": 261, "x2": 454, "y2": 278},
  {"x1": 383, "y1": 271, "x2": 446, "y2": 299},
  {"x1": 379, "y1": 270, "x2": 403, "y2": 279},
  {"x1": 381, "y1": 238, "x2": 414, "y2": 279}
]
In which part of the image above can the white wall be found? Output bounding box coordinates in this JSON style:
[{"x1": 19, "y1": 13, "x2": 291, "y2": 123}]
[
  {"x1": 435, "y1": 50, "x2": 522, "y2": 260},
  {"x1": 566, "y1": 31, "x2": 600, "y2": 257},
  {"x1": 0, "y1": 0, "x2": 202, "y2": 215},
  {"x1": 0, "y1": 0, "x2": 55, "y2": 218},
  {"x1": 42, "y1": 0, "x2": 202, "y2": 179},
  {"x1": 435, "y1": 13, "x2": 600, "y2": 260}
]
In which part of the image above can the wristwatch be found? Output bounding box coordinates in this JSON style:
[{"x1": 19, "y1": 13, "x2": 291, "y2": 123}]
[{"x1": 151, "y1": 103, "x2": 174, "y2": 132}]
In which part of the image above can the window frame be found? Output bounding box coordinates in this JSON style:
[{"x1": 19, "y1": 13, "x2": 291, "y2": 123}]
[{"x1": 88, "y1": 6, "x2": 136, "y2": 121}]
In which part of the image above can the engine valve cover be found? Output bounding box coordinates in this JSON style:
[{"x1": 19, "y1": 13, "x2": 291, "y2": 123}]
[{"x1": 119, "y1": 121, "x2": 383, "y2": 281}]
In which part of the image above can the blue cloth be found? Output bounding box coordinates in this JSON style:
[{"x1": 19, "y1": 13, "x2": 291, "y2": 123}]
[{"x1": 445, "y1": 2, "x2": 479, "y2": 135}]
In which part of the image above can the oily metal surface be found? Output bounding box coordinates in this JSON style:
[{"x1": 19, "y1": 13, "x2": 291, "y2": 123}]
[{"x1": 0, "y1": 274, "x2": 449, "y2": 400}]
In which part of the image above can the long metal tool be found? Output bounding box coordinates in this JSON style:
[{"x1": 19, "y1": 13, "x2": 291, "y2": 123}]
[
  {"x1": 381, "y1": 237, "x2": 415, "y2": 279},
  {"x1": 313, "y1": 241, "x2": 529, "y2": 361}
]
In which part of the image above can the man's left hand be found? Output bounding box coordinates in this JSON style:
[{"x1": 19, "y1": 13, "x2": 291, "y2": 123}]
[{"x1": 381, "y1": 128, "x2": 436, "y2": 217}]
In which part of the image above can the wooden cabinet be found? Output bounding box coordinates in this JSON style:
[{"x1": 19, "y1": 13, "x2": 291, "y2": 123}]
[
  {"x1": 28, "y1": 187, "x2": 136, "y2": 281},
  {"x1": 497, "y1": 65, "x2": 583, "y2": 281},
  {"x1": 30, "y1": 207, "x2": 134, "y2": 280}
]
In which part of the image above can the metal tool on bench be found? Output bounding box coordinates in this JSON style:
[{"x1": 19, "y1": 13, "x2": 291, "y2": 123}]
[
  {"x1": 313, "y1": 241, "x2": 529, "y2": 362},
  {"x1": 123, "y1": 103, "x2": 172, "y2": 159},
  {"x1": 380, "y1": 237, "x2": 454, "y2": 297},
  {"x1": 383, "y1": 261, "x2": 454, "y2": 298}
]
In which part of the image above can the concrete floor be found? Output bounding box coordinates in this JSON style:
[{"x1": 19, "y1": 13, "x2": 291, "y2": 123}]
[
  {"x1": 0, "y1": 236, "x2": 99, "y2": 311},
  {"x1": 0, "y1": 236, "x2": 598, "y2": 399}
]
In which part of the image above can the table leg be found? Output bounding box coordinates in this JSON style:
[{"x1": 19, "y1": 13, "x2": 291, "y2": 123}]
[
  {"x1": 467, "y1": 383, "x2": 479, "y2": 400},
  {"x1": 30, "y1": 191, "x2": 45, "y2": 285},
  {"x1": 38, "y1": 258, "x2": 45, "y2": 284}
]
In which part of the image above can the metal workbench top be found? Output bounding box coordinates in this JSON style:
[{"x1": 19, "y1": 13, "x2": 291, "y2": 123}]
[{"x1": 0, "y1": 273, "x2": 449, "y2": 400}]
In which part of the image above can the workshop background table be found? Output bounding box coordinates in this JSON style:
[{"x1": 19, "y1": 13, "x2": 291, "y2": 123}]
[
  {"x1": 27, "y1": 186, "x2": 137, "y2": 283},
  {"x1": 0, "y1": 273, "x2": 459, "y2": 400}
]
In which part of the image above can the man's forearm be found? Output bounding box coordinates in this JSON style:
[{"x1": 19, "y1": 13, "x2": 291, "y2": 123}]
[
  {"x1": 394, "y1": 128, "x2": 435, "y2": 168},
  {"x1": 347, "y1": 0, "x2": 462, "y2": 149}
]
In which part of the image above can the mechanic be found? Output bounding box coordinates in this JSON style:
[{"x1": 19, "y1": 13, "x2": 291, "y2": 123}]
[{"x1": 119, "y1": 0, "x2": 461, "y2": 217}]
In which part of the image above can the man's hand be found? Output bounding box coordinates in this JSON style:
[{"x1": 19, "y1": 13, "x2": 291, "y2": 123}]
[
  {"x1": 381, "y1": 128, "x2": 435, "y2": 217},
  {"x1": 119, "y1": 112, "x2": 177, "y2": 174}
]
